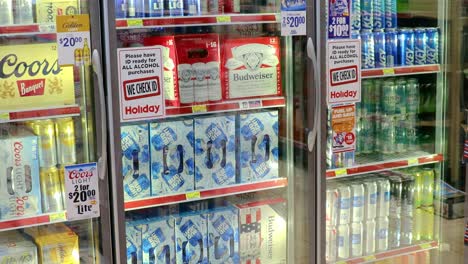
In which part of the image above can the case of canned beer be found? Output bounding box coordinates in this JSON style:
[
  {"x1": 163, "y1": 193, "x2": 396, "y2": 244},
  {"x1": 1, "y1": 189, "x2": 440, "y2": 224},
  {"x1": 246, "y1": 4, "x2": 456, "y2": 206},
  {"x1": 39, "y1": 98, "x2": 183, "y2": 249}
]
[{"x1": 0, "y1": 231, "x2": 38, "y2": 263}]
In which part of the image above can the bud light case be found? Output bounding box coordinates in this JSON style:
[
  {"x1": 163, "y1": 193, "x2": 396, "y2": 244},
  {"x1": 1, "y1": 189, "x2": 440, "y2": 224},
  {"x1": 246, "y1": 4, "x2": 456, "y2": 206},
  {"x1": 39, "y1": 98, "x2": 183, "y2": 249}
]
[
  {"x1": 140, "y1": 216, "x2": 176, "y2": 264},
  {"x1": 122, "y1": 124, "x2": 151, "y2": 200},
  {"x1": 238, "y1": 111, "x2": 279, "y2": 183},
  {"x1": 150, "y1": 119, "x2": 195, "y2": 196},
  {"x1": 207, "y1": 206, "x2": 240, "y2": 264},
  {"x1": 0, "y1": 127, "x2": 42, "y2": 220},
  {"x1": 194, "y1": 115, "x2": 236, "y2": 190},
  {"x1": 126, "y1": 220, "x2": 143, "y2": 264},
  {"x1": 222, "y1": 37, "x2": 281, "y2": 100},
  {"x1": 175, "y1": 212, "x2": 209, "y2": 264}
]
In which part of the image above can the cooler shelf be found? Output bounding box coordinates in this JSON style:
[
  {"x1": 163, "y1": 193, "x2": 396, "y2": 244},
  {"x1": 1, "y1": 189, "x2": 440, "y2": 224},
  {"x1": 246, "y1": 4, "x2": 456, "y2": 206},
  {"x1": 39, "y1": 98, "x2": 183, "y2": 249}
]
[
  {"x1": 115, "y1": 13, "x2": 279, "y2": 28},
  {"x1": 332, "y1": 241, "x2": 438, "y2": 264},
  {"x1": 0, "y1": 105, "x2": 81, "y2": 123},
  {"x1": 361, "y1": 65, "x2": 440, "y2": 78},
  {"x1": 124, "y1": 178, "x2": 288, "y2": 211},
  {"x1": 0, "y1": 211, "x2": 67, "y2": 232},
  {"x1": 163, "y1": 97, "x2": 285, "y2": 118},
  {"x1": 326, "y1": 152, "x2": 444, "y2": 178}
]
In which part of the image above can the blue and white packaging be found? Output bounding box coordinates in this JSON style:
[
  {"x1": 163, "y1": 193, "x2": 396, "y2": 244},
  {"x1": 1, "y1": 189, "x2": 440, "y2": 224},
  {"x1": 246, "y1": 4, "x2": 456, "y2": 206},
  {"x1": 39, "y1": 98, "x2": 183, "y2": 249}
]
[
  {"x1": 122, "y1": 124, "x2": 151, "y2": 200},
  {"x1": 207, "y1": 206, "x2": 240, "y2": 263},
  {"x1": 238, "y1": 111, "x2": 279, "y2": 183},
  {"x1": 194, "y1": 115, "x2": 236, "y2": 190},
  {"x1": 126, "y1": 220, "x2": 143, "y2": 264},
  {"x1": 175, "y1": 212, "x2": 209, "y2": 264},
  {"x1": 141, "y1": 216, "x2": 176, "y2": 264},
  {"x1": 150, "y1": 120, "x2": 195, "y2": 196},
  {"x1": 0, "y1": 127, "x2": 42, "y2": 220}
]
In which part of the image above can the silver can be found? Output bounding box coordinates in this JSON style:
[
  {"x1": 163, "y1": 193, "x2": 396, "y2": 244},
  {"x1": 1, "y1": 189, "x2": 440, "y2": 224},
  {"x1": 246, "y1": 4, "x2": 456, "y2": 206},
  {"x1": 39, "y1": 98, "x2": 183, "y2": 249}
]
[
  {"x1": 326, "y1": 227, "x2": 338, "y2": 262},
  {"x1": 364, "y1": 219, "x2": 376, "y2": 255},
  {"x1": 388, "y1": 216, "x2": 401, "y2": 249},
  {"x1": 0, "y1": 0, "x2": 13, "y2": 25},
  {"x1": 326, "y1": 186, "x2": 340, "y2": 227},
  {"x1": 350, "y1": 182, "x2": 365, "y2": 223},
  {"x1": 389, "y1": 175, "x2": 403, "y2": 217},
  {"x1": 376, "y1": 216, "x2": 389, "y2": 252},
  {"x1": 338, "y1": 185, "x2": 352, "y2": 225},
  {"x1": 351, "y1": 221, "x2": 363, "y2": 257},
  {"x1": 13, "y1": 0, "x2": 34, "y2": 24},
  {"x1": 376, "y1": 177, "x2": 391, "y2": 218},
  {"x1": 401, "y1": 215, "x2": 413, "y2": 246},
  {"x1": 363, "y1": 179, "x2": 378, "y2": 220},
  {"x1": 337, "y1": 224, "x2": 350, "y2": 259}
]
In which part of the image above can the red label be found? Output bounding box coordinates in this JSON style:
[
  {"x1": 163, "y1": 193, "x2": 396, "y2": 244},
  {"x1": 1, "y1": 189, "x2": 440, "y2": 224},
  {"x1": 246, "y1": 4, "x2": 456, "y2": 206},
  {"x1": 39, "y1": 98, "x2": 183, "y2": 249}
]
[
  {"x1": 68, "y1": 169, "x2": 94, "y2": 179},
  {"x1": 123, "y1": 76, "x2": 160, "y2": 101},
  {"x1": 16, "y1": 79, "x2": 45, "y2": 97},
  {"x1": 345, "y1": 132, "x2": 355, "y2": 145}
]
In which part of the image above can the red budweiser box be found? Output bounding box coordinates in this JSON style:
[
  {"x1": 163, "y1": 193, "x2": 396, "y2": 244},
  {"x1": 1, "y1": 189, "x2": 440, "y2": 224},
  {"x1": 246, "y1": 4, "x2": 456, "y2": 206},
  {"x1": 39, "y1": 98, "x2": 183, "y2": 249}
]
[
  {"x1": 222, "y1": 37, "x2": 282, "y2": 100},
  {"x1": 175, "y1": 34, "x2": 222, "y2": 105},
  {"x1": 143, "y1": 35, "x2": 180, "y2": 107}
]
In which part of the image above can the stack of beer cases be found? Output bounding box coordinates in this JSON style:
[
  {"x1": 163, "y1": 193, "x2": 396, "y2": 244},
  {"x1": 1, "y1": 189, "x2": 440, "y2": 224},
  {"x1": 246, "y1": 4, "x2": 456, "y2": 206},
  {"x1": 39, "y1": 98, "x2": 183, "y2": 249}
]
[{"x1": 125, "y1": 198, "x2": 287, "y2": 264}]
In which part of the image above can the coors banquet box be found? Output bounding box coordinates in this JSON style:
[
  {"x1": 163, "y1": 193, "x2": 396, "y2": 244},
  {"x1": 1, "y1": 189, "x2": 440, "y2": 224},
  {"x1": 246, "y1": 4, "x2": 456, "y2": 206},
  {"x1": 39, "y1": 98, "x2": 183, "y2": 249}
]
[
  {"x1": 223, "y1": 37, "x2": 282, "y2": 100},
  {"x1": 0, "y1": 43, "x2": 75, "y2": 111}
]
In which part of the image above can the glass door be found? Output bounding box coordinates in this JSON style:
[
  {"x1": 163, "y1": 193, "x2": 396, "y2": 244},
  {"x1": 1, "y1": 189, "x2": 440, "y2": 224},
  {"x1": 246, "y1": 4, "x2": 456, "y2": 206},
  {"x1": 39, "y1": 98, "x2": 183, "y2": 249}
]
[
  {"x1": 101, "y1": 0, "x2": 317, "y2": 262},
  {"x1": 0, "y1": 0, "x2": 112, "y2": 263}
]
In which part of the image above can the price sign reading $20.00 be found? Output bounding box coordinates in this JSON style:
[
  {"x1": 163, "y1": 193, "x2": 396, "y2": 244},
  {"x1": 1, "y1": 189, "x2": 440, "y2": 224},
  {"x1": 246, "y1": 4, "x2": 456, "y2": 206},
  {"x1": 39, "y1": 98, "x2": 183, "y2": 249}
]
[
  {"x1": 56, "y1": 14, "x2": 91, "y2": 66},
  {"x1": 281, "y1": 11, "x2": 307, "y2": 36}
]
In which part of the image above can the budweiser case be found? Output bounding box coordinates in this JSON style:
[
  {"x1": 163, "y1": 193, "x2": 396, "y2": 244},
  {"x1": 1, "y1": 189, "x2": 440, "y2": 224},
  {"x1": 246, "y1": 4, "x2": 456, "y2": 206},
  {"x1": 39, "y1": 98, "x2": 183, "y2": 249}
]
[
  {"x1": 0, "y1": 127, "x2": 42, "y2": 220},
  {"x1": 144, "y1": 36, "x2": 180, "y2": 107},
  {"x1": 0, "y1": 43, "x2": 75, "y2": 111},
  {"x1": 175, "y1": 34, "x2": 222, "y2": 105},
  {"x1": 0, "y1": 231, "x2": 38, "y2": 263},
  {"x1": 194, "y1": 115, "x2": 236, "y2": 190},
  {"x1": 122, "y1": 124, "x2": 151, "y2": 200},
  {"x1": 150, "y1": 119, "x2": 195, "y2": 196},
  {"x1": 238, "y1": 110, "x2": 279, "y2": 183},
  {"x1": 223, "y1": 37, "x2": 282, "y2": 99},
  {"x1": 175, "y1": 211, "x2": 209, "y2": 264}
]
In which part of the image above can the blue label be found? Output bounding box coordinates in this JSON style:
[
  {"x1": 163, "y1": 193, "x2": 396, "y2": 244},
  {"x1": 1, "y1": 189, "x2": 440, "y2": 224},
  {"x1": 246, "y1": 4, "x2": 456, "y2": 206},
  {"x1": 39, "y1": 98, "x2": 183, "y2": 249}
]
[
  {"x1": 340, "y1": 198, "x2": 350, "y2": 209},
  {"x1": 338, "y1": 236, "x2": 345, "y2": 247},
  {"x1": 351, "y1": 234, "x2": 361, "y2": 244},
  {"x1": 328, "y1": 0, "x2": 350, "y2": 39},
  {"x1": 370, "y1": 193, "x2": 378, "y2": 204},
  {"x1": 353, "y1": 196, "x2": 364, "y2": 207}
]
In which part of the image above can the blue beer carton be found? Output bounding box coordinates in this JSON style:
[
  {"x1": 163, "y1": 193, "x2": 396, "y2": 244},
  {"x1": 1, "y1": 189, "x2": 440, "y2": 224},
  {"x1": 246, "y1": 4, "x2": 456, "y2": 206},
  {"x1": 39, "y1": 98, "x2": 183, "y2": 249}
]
[
  {"x1": 238, "y1": 111, "x2": 279, "y2": 183},
  {"x1": 150, "y1": 120, "x2": 195, "y2": 196},
  {"x1": 207, "y1": 206, "x2": 240, "y2": 264},
  {"x1": 194, "y1": 115, "x2": 236, "y2": 190},
  {"x1": 141, "y1": 216, "x2": 176, "y2": 264},
  {"x1": 126, "y1": 220, "x2": 143, "y2": 264},
  {"x1": 122, "y1": 124, "x2": 151, "y2": 200},
  {"x1": 175, "y1": 211, "x2": 209, "y2": 264}
]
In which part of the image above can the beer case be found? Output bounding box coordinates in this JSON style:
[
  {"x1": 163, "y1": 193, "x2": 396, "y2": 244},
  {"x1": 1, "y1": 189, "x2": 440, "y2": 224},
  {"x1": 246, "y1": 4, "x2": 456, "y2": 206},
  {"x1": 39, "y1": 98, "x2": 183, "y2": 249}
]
[
  {"x1": 140, "y1": 216, "x2": 176, "y2": 264},
  {"x1": 175, "y1": 34, "x2": 222, "y2": 105},
  {"x1": 36, "y1": 0, "x2": 79, "y2": 31},
  {"x1": 238, "y1": 110, "x2": 279, "y2": 183},
  {"x1": 24, "y1": 223, "x2": 80, "y2": 264},
  {"x1": 194, "y1": 115, "x2": 236, "y2": 190},
  {"x1": 122, "y1": 124, "x2": 151, "y2": 200},
  {"x1": 222, "y1": 37, "x2": 282, "y2": 100},
  {"x1": 207, "y1": 206, "x2": 240, "y2": 264},
  {"x1": 175, "y1": 211, "x2": 209, "y2": 264},
  {"x1": 0, "y1": 43, "x2": 75, "y2": 111},
  {"x1": 126, "y1": 219, "x2": 143, "y2": 264},
  {"x1": 143, "y1": 36, "x2": 180, "y2": 107},
  {"x1": 0, "y1": 126, "x2": 42, "y2": 220},
  {"x1": 0, "y1": 231, "x2": 38, "y2": 263},
  {"x1": 150, "y1": 119, "x2": 195, "y2": 196},
  {"x1": 234, "y1": 198, "x2": 287, "y2": 264}
]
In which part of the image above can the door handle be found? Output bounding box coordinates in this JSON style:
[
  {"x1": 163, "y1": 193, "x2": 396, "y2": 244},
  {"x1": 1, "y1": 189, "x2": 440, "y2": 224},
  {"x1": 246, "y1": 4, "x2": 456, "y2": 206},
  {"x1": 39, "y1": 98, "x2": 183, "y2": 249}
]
[
  {"x1": 92, "y1": 49, "x2": 107, "y2": 181},
  {"x1": 306, "y1": 37, "x2": 321, "y2": 153}
]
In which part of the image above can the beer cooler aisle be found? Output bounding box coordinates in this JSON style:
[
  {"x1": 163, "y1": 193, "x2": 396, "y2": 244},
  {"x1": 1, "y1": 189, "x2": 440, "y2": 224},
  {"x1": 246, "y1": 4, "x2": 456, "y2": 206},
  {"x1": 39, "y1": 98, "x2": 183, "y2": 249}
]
[
  {"x1": 324, "y1": 0, "x2": 457, "y2": 263},
  {"x1": 101, "y1": 0, "x2": 314, "y2": 263},
  {"x1": 0, "y1": 1, "x2": 112, "y2": 263}
]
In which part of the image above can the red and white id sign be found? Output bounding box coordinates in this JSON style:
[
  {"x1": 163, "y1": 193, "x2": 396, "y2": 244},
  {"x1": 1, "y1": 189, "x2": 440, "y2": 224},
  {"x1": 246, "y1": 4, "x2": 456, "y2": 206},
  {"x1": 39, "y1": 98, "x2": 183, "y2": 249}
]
[
  {"x1": 118, "y1": 47, "x2": 164, "y2": 122},
  {"x1": 327, "y1": 40, "x2": 361, "y2": 105}
]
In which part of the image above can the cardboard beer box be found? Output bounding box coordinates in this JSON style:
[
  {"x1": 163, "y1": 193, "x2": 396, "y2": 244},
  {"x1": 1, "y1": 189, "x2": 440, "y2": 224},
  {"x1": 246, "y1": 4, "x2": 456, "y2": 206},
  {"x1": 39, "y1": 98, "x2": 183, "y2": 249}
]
[
  {"x1": 140, "y1": 216, "x2": 176, "y2": 264},
  {"x1": 144, "y1": 36, "x2": 180, "y2": 107},
  {"x1": 121, "y1": 124, "x2": 151, "y2": 201},
  {"x1": 222, "y1": 37, "x2": 282, "y2": 99},
  {"x1": 25, "y1": 223, "x2": 80, "y2": 264},
  {"x1": 175, "y1": 34, "x2": 222, "y2": 105},
  {"x1": 150, "y1": 119, "x2": 195, "y2": 196},
  {"x1": 0, "y1": 126, "x2": 42, "y2": 220},
  {"x1": 175, "y1": 211, "x2": 209, "y2": 264},
  {"x1": 194, "y1": 115, "x2": 236, "y2": 190},
  {"x1": 0, "y1": 231, "x2": 38, "y2": 263},
  {"x1": 0, "y1": 43, "x2": 75, "y2": 111},
  {"x1": 126, "y1": 220, "x2": 143, "y2": 264},
  {"x1": 36, "y1": 0, "x2": 80, "y2": 31},
  {"x1": 207, "y1": 206, "x2": 240, "y2": 264}
]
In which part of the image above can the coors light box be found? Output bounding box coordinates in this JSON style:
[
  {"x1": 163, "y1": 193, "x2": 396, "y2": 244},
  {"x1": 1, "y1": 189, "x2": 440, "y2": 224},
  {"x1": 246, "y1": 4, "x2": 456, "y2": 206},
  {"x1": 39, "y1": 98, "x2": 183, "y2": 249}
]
[{"x1": 223, "y1": 37, "x2": 282, "y2": 100}]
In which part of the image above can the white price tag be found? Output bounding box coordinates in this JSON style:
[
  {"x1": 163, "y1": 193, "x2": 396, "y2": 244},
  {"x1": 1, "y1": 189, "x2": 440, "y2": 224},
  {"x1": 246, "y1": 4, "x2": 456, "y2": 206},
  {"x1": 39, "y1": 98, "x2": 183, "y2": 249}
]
[
  {"x1": 56, "y1": 15, "x2": 91, "y2": 66},
  {"x1": 281, "y1": 11, "x2": 307, "y2": 36},
  {"x1": 65, "y1": 163, "x2": 100, "y2": 221}
]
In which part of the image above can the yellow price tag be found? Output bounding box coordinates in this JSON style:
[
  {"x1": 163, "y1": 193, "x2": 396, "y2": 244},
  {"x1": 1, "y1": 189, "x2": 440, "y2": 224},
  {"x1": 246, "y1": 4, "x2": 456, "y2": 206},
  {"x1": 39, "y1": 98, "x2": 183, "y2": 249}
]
[
  {"x1": 49, "y1": 211, "x2": 66, "y2": 222},
  {"x1": 363, "y1": 255, "x2": 376, "y2": 261},
  {"x1": 127, "y1": 19, "x2": 143, "y2": 27},
  {"x1": 216, "y1": 16, "x2": 231, "y2": 23},
  {"x1": 335, "y1": 168, "x2": 348, "y2": 176},
  {"x1": 335, "y1": 261, "x2": 347, "y2": 264},
  {"x1": 408, "y1": 158, "x2": 419, "y2": 166},
  {"x1": 185, "y1": 191, "x2": 201, "y2": 200},
  {"x1": 420, "y1": 243, "x2": 432, "y2": 249},
  {"x1": 192, "y1": 105, "x2": 207, "y2": 113},
  {"x1": 383, "y1": 68, "x2": 395, "y2": 75},
  {"x1": 0, "y1": 113, "x2": 10, "y2": 121}
]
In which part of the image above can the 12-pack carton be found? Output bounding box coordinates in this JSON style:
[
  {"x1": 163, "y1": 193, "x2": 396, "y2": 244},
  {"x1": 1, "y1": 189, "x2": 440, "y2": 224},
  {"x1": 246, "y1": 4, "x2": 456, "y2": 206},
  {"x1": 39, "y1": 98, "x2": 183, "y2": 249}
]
[
  {"x1": 0, "y1": 126, "x2": 42, "y2": 220},
  {"x1": 194, "y1": 115, "x2": 236, "y2": 190},
  {"x1": 121, "y1": 124, "x2": 151, "y2": 200},
  {"x1": 238, "y1": 110, "x2": 279, "y2": 183},
  {"x1": 175, "y1": 211, "x2": 209, "y2": 263},
  {"x1": 207, "y1": 206, "x2": 240, "y2": 263},
  {"x1": 126, "y1": 220, "x2": 143, "y2": 264},
  {"x1": 0, "y1": 231, "x2": 38, "y2": 263},
  {"x1": 150, "y1": 119, "x2": 195, "y2": 196}
]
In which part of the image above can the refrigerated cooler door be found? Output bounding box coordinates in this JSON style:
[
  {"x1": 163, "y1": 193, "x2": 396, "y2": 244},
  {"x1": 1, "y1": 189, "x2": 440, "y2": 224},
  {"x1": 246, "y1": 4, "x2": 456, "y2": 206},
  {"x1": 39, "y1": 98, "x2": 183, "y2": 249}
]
[{"x1": 0, "y1": 1, "x2": 112, "y2": 263}]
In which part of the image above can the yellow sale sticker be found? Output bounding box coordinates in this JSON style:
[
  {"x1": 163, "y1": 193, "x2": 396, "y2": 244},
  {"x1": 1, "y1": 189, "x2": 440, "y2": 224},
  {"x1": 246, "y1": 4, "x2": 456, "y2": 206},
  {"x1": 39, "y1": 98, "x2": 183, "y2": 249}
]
[
  {"x1": 408, "y1": 158, "x2": 419, "y2": 166},
  {"x1": 335, "y1": 168, "x2": 348, "y2": 176},
  {"x1": 363, "y1": 255, "x2": 376, "y2": 261},
  {"x1": 127, "y1": 19, "x2": 144, "y2": 27},
  {"x1": 216, "y1": 16, "x2": 231, "y2": 23},
  {"x1": 0, "y1": 113, "x2": 10, "y2": 121},
  {"x1": 185, "y1": 191, "x2": 201, "y2": 200},
  {"x1": 383, "y1": 68, "x2": 395, "y2": 75},
  {"x1": 50, "y1": 211, "x2": 67, "y2": 222},
  {"x1": 192, "y1": 105, "x2": 207, "y2": 113},
  {"x1": 420, "y1": 243, "x2": 432, "y2": 249}
]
